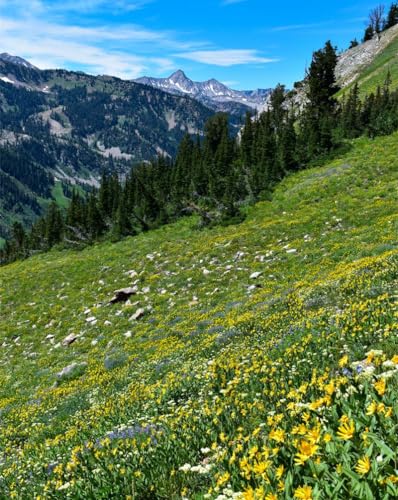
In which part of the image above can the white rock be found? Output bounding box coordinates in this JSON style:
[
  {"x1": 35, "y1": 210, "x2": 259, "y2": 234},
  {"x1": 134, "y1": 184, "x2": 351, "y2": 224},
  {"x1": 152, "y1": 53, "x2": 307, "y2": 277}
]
[
  {"x1": 62, "y1": 334, "x2": 78, "y2": 346},
  {"x1": 129, "y1": 308, "x2": 146, "y2": 321},
  {"x1": 250, "y1": 272, "x2": 262, "y2": 280}
]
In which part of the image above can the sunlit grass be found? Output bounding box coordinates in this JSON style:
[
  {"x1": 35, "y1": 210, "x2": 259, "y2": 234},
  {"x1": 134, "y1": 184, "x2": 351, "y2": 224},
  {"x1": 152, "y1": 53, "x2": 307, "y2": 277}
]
[{"x1": 0, "y1": 133, "x2": 398, "y2": 498}]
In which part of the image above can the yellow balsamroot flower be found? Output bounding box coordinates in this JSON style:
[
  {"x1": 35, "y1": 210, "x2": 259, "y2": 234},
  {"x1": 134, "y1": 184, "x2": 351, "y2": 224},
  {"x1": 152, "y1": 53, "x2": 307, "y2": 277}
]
[
  {"x1": 276, "y1": 464, "x2": 284, "y2": 479},
  {"x1": 323, "y1": 433, "x2": 332, "y2": 443},
  {"x1": 294, "y1": 485, "x2": 313, "y2": 499},
  {"x1": 294, "y1": 440, "x2": 318, "y2": 466},
  {"x1": 337, "y1": 419, "x2": 355, "y2": 440},
  {"x1": 265, "y1": 494, "x2": 278, "y2": 500},
  {"x1": 269, "y1": 428, "x2": 285, "y2": 443},
  {"x1": 355, "y1": 456, "x2": 371, "y2": 475},
  {"x1": 339, "y1": 355, "x2": 349, "y2": 367},
  {"x1": 253, "y1": 460, "x2": 268, "y2": 475},
  {"x1": 374, "y1": 379, "x2": 386, "y2": 396},
  {"x1": 216, "y1": 471, "x2": 230, "y2": 487},
  {"x1": 366, "y1": 401, "x2": 378, "y2": 416}
]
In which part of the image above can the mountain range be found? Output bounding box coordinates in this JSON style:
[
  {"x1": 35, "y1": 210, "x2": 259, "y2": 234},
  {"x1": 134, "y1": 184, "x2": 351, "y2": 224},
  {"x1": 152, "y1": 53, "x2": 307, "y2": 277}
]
[
  {"x1": 0, "y1": 54, "x2": 216, "y2": 239},
  {"x1": 2, "y1": 22, "x2": 398, "y2": 240},
  {"x1": 135, "y1": 70, "x2": 272, "y2": 114}
]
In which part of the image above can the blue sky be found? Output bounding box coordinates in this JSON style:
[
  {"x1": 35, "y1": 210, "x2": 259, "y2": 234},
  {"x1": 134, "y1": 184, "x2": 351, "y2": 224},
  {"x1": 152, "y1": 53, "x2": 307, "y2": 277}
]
[{"x1": 0, "y1": 0, "x2": 377, "y2": 89}]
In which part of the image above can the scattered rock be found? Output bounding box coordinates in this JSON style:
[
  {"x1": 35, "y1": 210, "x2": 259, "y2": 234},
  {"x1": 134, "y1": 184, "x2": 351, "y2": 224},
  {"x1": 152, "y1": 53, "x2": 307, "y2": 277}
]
[
  {"x1": 110, "y1": 286, "x2": 138, "y2": 304},
  {"x1": 250, "y1": 272, "x2": 262, "y2": 280},
  {"x1": 126, "y1": 269, "x2": 138, "y2": 278},
  {"x1": 62, "y1": 334, "x2": 77, "y2": 346},
  {"x1": 129, "y1": 308, "x2": 146, "y2": 321},
  {"x1": 57, "y1": 362, "x2": 87, "y2": 381}
]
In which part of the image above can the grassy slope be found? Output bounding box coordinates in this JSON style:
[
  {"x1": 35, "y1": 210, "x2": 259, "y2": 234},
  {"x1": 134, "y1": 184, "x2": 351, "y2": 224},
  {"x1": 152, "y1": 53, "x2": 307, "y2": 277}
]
[
  {"x1": 340, "y1": 33, "x2": 398, "y2": 97},
  {"x1": 0, "y1": 134, "x2": 398, "y2": 498}
]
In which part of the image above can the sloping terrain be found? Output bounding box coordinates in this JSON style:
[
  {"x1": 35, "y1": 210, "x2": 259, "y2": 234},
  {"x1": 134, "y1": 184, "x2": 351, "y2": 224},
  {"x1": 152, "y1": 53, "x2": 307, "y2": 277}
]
[
  {"x1": 337, "y1": 25, "x2": 398, "y2": 96},
  {"x1": 0, "y1": 133, "x2": 397, "y2": 498},
  {"x1": 291, "y1": 25, "x2": 398, "y2": 108},
  {"x1": 0, "y1": 59, "x2": 214, "y2": 237}
]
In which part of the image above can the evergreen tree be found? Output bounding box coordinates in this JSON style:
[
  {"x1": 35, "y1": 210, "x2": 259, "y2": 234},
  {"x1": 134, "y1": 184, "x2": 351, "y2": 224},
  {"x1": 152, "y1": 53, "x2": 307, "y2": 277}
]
[
  {"x1": 363, "y1": 25, "x2": 374, "y2": 42},
  {"x1": 385, "y1": 2, "x2": 398, "y2": 29},
  {"x1": 46, "y1": 201, "x2": 64, "y2": 248},
  {"x1": 299, "y1": 41, "x2": 339, "y2": 160}
]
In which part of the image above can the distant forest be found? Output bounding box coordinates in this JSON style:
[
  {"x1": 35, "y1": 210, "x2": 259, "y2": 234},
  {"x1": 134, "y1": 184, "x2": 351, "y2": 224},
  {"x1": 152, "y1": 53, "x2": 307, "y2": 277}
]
[{"x1": 3, "y1": 20, "x2": 398, "y2": 264}]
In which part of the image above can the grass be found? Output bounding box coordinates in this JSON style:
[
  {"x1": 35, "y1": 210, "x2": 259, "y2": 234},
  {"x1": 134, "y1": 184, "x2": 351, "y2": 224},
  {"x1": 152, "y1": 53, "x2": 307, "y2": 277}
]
[
  {"x1": 339, "y1": 32, "x2": 398, "y2": 98},
  {"x1": 51, "y1": 181, "x2": 70, "y2": 209},
  {"x1": 0, "y1": 133, "x2": 398, "y2": 498}
]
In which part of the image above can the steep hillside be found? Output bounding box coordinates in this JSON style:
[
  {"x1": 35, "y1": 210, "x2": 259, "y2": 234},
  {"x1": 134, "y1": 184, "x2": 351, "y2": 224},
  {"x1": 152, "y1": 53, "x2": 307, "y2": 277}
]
[
  {"x1": 0, "y1": 133, "x2": 397, "y2": 498},
  {"x1": 290, "y1": 25, "x2": 398, "y2": 108},
  {"x1": 336, "y1": 24, "x2": 398, "y2": 92},
  {"x1": 0, "y1": 58, "x2": 215, "y2": 238}
]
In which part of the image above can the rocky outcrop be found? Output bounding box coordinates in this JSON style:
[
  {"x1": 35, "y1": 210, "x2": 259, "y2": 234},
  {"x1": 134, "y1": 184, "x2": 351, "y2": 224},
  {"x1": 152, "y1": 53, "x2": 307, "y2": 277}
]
[{"x1": 336, "y1": 25, "x2": 398, "y2": 87}]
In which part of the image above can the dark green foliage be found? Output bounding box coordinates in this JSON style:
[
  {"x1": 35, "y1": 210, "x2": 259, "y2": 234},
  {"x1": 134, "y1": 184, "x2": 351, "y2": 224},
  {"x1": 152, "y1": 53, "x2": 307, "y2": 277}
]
[
  {"x1": 385, "y1": 2, "x2": 398, "y2": 29},
  {"x1": 4, "y1": 33, "x2": 398, "y2": 265},
  {"x1": 298, "y1": 41, "x2": 339, "y2": 163},
  {"x1": 363, "y1": 26, "x2": 375, "y2": 42}
]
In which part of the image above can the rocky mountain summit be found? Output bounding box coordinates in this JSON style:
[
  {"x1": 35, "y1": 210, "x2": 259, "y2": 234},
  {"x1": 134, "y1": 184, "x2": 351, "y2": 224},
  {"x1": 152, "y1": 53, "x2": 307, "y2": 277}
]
[{"x1": 135, "y1": 70, "x2": 272, "y2": 114}]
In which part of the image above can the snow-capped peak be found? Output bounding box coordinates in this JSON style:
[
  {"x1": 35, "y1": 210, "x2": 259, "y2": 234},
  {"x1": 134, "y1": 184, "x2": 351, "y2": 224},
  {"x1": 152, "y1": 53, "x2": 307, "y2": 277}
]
[
  {"x1": 134, "y1": 70, "x2": 272, "y2": 112},
  {"x1": 0, "y1": 53, "x2": 38, "y2": 70}
]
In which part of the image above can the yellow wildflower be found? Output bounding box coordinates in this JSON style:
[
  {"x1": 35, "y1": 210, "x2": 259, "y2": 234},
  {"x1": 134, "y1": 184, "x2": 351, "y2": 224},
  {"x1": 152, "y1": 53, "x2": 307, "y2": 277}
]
[
  {"x1": 355, "y1": 456, "x2": 371, "y2": 475},
  {"x1": 294, "y1": 440, "x2": 318, "y2": 465},
  {"x1": 339, "y1": 355, "x2": 349, "y2": 367},
  {"x1": 337, "y1": 419, "x2": 355, "y2": 440},
  {"x1": 374, "y1": 379, "x2": 386, "y2": 396},
  {"x1": 216, "y1": 471, "x2": 230, "y2": 487},
  {"x1": 276, "y1": 464, "x2": 284, "y2": 479},
  {"x1": 269, "y1": 428, "x2": 285, "y2": 443},
  {"x1": 294, "y1": 485, "x2": 313, "y2": 500},
  {"x1": 366, "y1": 401, "x2": 377, "y2": 416}
]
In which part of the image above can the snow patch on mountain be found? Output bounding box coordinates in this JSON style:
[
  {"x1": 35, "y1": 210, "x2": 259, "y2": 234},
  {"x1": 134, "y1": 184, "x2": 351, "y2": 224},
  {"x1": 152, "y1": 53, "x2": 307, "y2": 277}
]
[
  {"x1": 0, "y1": 53, "x2": 38, "y2": 70},
  {"x1": 135, "y1": 70, "x2": 272, "y2": 112}
]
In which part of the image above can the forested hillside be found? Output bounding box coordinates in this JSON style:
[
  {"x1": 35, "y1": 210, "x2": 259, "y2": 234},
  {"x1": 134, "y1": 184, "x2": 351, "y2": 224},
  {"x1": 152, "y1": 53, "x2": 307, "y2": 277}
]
[
  {"x1": 0, "y1": 60, "x2": 215, "y2": 239},
  {"x1": 0, "y1": 130, "x2": 397, "y2": 498}
]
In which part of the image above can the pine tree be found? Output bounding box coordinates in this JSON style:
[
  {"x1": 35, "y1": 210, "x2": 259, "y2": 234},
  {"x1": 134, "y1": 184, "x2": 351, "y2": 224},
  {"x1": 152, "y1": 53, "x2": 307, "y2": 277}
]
[
  {"x1": 300, "y1": 41, "x2": 339, "y2": 160},
  {"x1": 363, "y1": 26, "x2": 374, "y2": 42},
  {"x1": 385, "y1": 2, "x2": 398, "y2": 29},
  {"x1": 46, "y1": 201, "x2": 64, "y2": 248},
  {"x1": 240, "y1": 112, "x2": 254, "y2": 168}
]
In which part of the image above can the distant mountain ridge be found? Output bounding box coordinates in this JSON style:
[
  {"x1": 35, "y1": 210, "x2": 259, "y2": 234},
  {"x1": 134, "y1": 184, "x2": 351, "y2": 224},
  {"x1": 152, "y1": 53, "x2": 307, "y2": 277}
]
[
  {"x1": 0, "y1": 55, "x2": 217, "y2": 238},
  {"x1": 0, "y1": 53, "x2": 38, "y2": 70},
  {"x1": 135, "y1": 70, "x2": 272, "y2": 114}
]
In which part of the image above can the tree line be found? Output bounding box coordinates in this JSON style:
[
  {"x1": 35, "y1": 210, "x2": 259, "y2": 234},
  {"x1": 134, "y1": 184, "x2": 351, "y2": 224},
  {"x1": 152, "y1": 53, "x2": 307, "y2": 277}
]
[
  {"x1": 361, "y1": 3, "x2": 398, "y2": 44},
  {"x1": 2, "y1": 37, "x2": 398, "y2": 264}
]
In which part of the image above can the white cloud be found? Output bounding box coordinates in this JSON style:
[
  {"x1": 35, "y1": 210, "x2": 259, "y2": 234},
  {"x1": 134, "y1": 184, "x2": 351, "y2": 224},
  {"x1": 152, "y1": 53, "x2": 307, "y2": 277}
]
[
  {"x1": 176, "y1": 49, "x2": 277, "y2": 67},
  {"x1": 0, "y1": 16, "x2": 179, "y2": 78}
]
